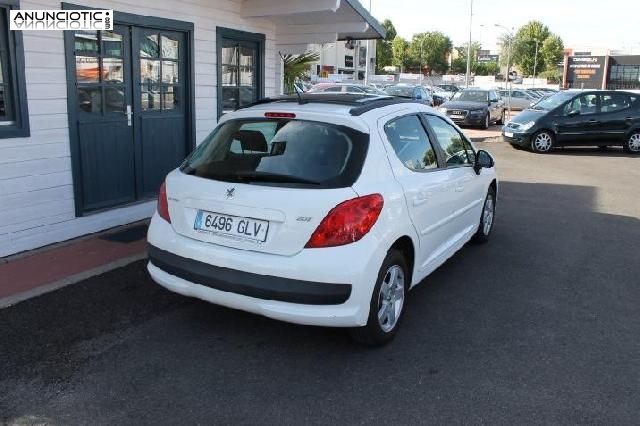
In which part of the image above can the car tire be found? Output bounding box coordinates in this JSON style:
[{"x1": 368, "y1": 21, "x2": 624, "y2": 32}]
[
  {"x1": 349, "y1": 249, "x2": 408, "y2": 347},
  {"x1": 623, "y1": 131, "x2": 640, "y2": 154},
  {"x1": 531, "y1": 130, "x2": 555, "y2": 153},
  {"x1": 496, "y1": 109, "x2": 505, "y2": 125},
  {"x1": 482, "y1": 113, "x2": 490, "y2": 129},
  {"x1": 472, "y1": 186, "x2": 496, "y2": 244}
]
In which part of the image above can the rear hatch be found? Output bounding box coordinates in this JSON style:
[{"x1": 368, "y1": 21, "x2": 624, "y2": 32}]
[{"x1": 166, "y1": 115, "x2": 369, "y2": 256}]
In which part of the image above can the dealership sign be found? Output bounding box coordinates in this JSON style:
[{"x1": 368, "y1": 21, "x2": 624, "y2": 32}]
[
  {"x1": 10, "y1": 10, "x2": 113, "y2": 30},
  {"x1": 477, "y1": 54, "x2": 499, "y2": 63},
  {"x1": 566, "y1": 56, "x2": 605, "y2": 89}
]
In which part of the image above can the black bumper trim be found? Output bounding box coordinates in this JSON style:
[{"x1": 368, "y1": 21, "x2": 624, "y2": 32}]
[{"x1": 147, "y1": 244, "x2": 352, "y2": 305}]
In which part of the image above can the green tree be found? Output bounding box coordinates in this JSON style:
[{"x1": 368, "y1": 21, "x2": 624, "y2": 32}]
[
  {"x1": 408, "y1": 31, "x2": 453, "y2": 74},
  {"x1": 474, "y1": 61, "x2": 500, "y2": 76},
  {"x1": 511, "y1": 20, "x2": 564, "y2": 76},
  {"x1": 450, "y1": 57, "x2": 467, "y2": 74},
  {"x1": 453, "y1": 41, "x2": 482, "y2": 75},
  {"x1": 391, "y1": 36, "x2": 409, "y2": 71},
  {"x1": 540, "y1": 34, "x2": 564, "y2": 72},
  {"x1": 375, "y1": 19, "x2": 397, "y2": 72}
]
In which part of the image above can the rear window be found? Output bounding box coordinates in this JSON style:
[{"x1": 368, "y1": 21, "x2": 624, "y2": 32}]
[{"x1": 181, "y1": 119, "x2": 369, "y2": 188}]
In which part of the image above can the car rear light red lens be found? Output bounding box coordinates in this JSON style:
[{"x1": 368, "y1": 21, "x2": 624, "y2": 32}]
[
  {"x1": 265, "y1": 112, "x2": 296, "y2": 119},
  {"x1": 157, "y1": 181, "x2": 171, "y2": 223},
  {"x1": 305, "y1": 194, "x2": 384, "y2": 248}
]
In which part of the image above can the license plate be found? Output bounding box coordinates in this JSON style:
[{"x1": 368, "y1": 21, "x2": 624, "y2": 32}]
[
  {"x1": 450, "y1": 114, "x2": 464, "y2": 120},
  {"x1": 504, "y1": 131, "x2": 514, "y2": 138},
  {"x1": 194, "y1": 210, "x2": 269, "y2": 243}
]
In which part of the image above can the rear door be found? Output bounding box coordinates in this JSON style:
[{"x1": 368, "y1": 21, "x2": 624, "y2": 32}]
[
  {"x1": 379, "y1": 114, "x2": 453, "y2": 272},
  {"x1": 423, "y1": 114, "x2": 485, "y2": 234},
  {"x1": 597, "y1": 92, "x2": 637, "y2": 143}
]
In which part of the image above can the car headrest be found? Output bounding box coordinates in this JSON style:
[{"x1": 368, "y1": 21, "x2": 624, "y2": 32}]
[{"x1": 232, "y1": 130, "x2": 268, "y2": 152}]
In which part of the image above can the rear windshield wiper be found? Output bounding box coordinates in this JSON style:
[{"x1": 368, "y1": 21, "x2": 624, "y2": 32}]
[{"x1": 234, "y1": 171, "x2": 320, "y2": 185}]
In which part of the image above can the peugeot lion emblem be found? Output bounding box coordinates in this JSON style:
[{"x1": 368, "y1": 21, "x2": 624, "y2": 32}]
[{"x1": 226, "y1": 187, "x2": 235, "y2": 199}]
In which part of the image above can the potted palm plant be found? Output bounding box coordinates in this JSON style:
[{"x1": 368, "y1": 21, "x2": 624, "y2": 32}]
[{"x1": 280, "y1": 51, "x2": 320, "y2": 94}]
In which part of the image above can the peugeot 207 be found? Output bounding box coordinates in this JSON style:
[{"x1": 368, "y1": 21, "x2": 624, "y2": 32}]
[{"x1": 147, "y1": 94, "x2": 498, "y2": 346}]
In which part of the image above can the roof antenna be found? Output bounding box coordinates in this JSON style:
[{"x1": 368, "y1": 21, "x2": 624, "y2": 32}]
[{"x1": 294, "y1": 83, "x2": 306, "y2": 105}]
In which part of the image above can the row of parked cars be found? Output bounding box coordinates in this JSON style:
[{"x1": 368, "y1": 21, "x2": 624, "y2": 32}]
[
  {"x1": 304, "y1": 82, "x2": 640, "y2": 154},
  {"x1": 307, "y1": 82, "x2": 464, "y2": 108}
]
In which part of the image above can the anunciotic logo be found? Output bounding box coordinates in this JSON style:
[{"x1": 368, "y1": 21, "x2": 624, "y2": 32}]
[{"x1": 10, "y1": 10, "x2": 113, "y2": 30}]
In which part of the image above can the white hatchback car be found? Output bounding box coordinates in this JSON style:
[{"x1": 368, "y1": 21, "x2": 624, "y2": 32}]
[{"x1": 147, "y1": 94, "x2": 498, "y2": 346}]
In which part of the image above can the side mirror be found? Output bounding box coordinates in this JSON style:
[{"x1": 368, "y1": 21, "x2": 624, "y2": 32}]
[
  {"x1": 415, "y1": 93, "x2": 422, "y2": 100},
  {"x1": 474, "y1": 149, "x2": 494, "y2": 175},
  {"x1": 567, "y1": 110, "x2": 580, "y2": 117}
]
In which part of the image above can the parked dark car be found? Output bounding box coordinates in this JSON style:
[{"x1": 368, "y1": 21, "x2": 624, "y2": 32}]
[
  {"x1": 436, "y1": 84, "x2": 462, "y2": 93},
  {"x1": 384, "y1": 84, "x2": 434, "y2": 106},
  {"x1": 439, "y1": 88, "x2": 506, "y2": 128},
  {"x1": 502, "y1": 90, "x2": 640, "y2": 153}
]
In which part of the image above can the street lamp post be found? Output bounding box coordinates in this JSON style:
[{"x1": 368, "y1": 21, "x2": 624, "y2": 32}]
[
  {"x1": 495, "y1": 24, "x2": 514, "y2": 118},
  {"x1": 419, "y1": 37, "x2": 428, "y2": 85},
  {"x1": 532, "y1": 38, "x2": 540, "y2": 81},
  {"x1": 465, "y1": 0, "x2": 474, "y2": 87}
]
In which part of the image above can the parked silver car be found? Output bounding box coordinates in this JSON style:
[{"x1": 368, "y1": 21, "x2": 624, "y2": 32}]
[{"x1": 499, "y1": 89, "x2": 538, "y2": 111}]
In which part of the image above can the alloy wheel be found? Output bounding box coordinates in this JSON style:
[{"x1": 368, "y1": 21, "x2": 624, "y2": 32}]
[
  {"x1": 377, "y1": 265, "x2": 405, "y2": 333},
  {"x1": 533, "y1": 132, "x2": 553, "y2": 152},
  {"x1": 628, "y1": 133, "x2": 640, "y2": 152},
  {"x1": 482, "y1": 195, "x2": 495, "y2": 235}
]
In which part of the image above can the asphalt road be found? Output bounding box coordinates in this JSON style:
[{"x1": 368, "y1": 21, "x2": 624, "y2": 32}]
[{"x1": 2, "y1": 142, "x2": 639, "y2": 425}]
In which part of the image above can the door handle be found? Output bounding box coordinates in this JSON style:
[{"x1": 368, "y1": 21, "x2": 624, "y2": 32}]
[
  {"x1": 455, "y1": 185, "x2": 464, "y2": 192},
  {"x1": 125, "y1": 105, "x2": 132, "y2": 126},
  {"x1": 587, "y1": 119, "x2": 599, "y2": 124}
]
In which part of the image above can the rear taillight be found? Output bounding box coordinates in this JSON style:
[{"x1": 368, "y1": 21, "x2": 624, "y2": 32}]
[
  {"x1": 305, "y1": 194, "x2": 384, "y2": 248},
  {"x1": 157, "y1": 181, "x2": 171, "y2": 223}
]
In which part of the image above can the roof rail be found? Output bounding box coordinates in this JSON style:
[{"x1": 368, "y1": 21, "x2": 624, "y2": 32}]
[{"x1": 238, "y1": 94, "x2": 424, "y2": 116}]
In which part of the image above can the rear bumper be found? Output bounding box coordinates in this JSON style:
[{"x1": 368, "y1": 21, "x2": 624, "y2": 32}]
[
  {"x1": 148, "y1": 244, "x2": 351, "y2": 305},
  {"x1": 146, "y1": 214, "x2": 385, "y2": 327}
]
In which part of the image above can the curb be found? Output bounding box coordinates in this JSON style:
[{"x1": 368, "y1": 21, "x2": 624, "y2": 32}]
[
  {"x1": 470, "y1": 136, "x2": 503, "y2": 143},
  {"x1": 0, "y1": 252, "x2": 147, "y2": 310}
]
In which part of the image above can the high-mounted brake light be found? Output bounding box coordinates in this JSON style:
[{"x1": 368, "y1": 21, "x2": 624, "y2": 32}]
[
  {"x1": 157, "y1": 181, "x2": 171, "y2": 223},
  {"x1": 305, "y1": 194, "x2": 384, "y2": 249},
  {"x1": 265, "y1": 112, "x2": 296, "y2": 119}
]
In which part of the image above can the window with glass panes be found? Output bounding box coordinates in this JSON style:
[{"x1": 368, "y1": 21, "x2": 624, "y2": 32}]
[
  {"x1": 139, "y1": 33, "x2": 181, "y2": 111},
  {"x1": 217, "y1": 28, "x2": 264, "y2": 117},
  {"x1": 74, "y1": 30, "x2": 126, "y2": 115}
]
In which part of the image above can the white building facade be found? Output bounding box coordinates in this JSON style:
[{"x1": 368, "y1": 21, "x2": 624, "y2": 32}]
[
  {"x1": 0, "y1": 0, "x2": 383, "y2": 257},
  {"x1": 308, "y1": 39, "x2": 377, "y2": 82}
]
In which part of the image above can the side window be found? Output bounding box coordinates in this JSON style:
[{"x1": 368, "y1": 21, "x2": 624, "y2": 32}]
[
  {"x1": 323, "y1": 86, "x2": 342, "y2": 92},
  {"x1": 384, "y1": 115, "x2": 438, "y2": 172},
  {"x1": 423, "y1": 115, "x2": 473, "y2": 166},
  {"x1": 600, "y1": 93, "x2": 630, "y2": 113},
  {"x1": 564, "y1": 94, "x2": 598, "y2": 115}
]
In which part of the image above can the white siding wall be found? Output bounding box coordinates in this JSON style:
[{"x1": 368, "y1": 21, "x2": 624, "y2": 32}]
[{"x1": 0, "y1": 0, "x2": 277, "y2": 257}]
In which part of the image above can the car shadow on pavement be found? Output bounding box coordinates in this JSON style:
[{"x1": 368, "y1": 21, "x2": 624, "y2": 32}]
[
  {"x1": 1, "y1": 181, "x2": 640, "y2": 424},
  {"x1": 543, "y1": 146, "x2": 636, "y2": 158},
  {"x1": 505, "y1": 143, "x2": 638, "y2": 158}
]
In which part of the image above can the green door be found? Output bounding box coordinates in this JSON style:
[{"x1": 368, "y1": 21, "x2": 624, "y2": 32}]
[
  {"x1": 69, "y1": 25, "x2": 189, "y2": 213},
  {"x1": 72, "y1": 26, "x2": 135, "y2": 211}
]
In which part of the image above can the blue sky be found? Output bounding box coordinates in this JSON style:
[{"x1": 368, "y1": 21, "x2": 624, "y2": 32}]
[{"x1": 367, "y1": 0, "x2": 639, "y2": 52}]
